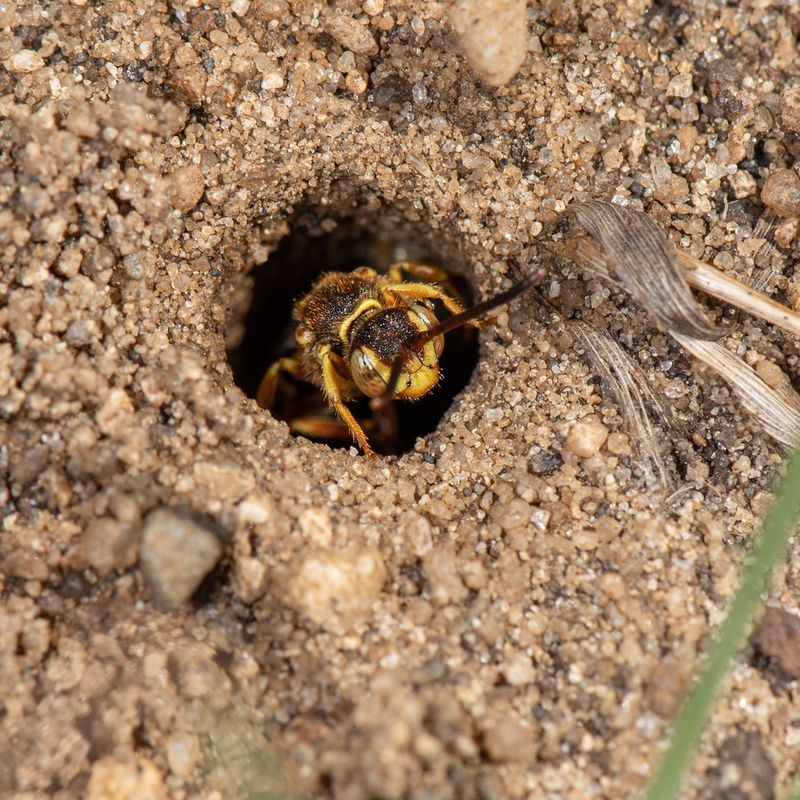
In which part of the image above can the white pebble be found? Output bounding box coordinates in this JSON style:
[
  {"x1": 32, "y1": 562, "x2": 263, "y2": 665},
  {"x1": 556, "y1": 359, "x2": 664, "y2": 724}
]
[{"x1": 7, "y1": 50, "x2": 45, "y2": 74}]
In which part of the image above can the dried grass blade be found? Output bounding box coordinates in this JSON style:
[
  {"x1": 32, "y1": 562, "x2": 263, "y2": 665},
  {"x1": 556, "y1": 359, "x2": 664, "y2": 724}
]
[
  {"x1": 565, "y1": 201, "x2": 720, "y2": 339},
  {"x1": 678, "y1": 252, "x2": 800, "y2": 339},
  {"x1": 672, "y1": 334, "x2": 800, "y2": 448},
  {"x1": 571, "y1": 320, "x2": 671, "y2": 488}
]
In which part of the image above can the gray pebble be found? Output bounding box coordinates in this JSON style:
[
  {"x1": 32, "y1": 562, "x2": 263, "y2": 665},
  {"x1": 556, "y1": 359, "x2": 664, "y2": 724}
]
[{"x1": 140, "y1": 508, "x2": 223, "y2": 609}]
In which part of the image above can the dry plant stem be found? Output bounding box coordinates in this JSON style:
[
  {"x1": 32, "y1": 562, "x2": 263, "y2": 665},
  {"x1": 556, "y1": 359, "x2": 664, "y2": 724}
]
[
  {"x1": 679, "y1": 252, "x2": 800, "y2": 339},
  {"x1": 673, "y1": 334, "x2": 800, "y2": 448},
  {"x1": 565, "y1": 201, "x2": 719, "y2": 338},
  {"x1": 569, "y1": 320, "x2": 670, "y2": 489}
]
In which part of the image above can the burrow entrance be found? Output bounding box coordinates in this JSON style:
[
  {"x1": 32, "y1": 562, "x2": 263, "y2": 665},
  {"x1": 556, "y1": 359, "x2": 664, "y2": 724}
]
[{"x1": 227, "y1": 202, "x2": 480, "y2": 455}]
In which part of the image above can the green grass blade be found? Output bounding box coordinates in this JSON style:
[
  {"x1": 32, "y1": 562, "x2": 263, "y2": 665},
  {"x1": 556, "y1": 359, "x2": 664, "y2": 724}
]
[{"x1": 645, "y1": 445, "x2": 800, "y2": 800}]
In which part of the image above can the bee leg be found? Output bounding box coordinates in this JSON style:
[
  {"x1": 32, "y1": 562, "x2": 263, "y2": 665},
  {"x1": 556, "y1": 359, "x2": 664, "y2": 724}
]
[
  {"x1": 289, "y1": 415, "x2": 354, "y2": 442},
  {"x1": 256, "y1": 355, "x2": 304, "y2": 409},
  {"x1": 320, "y1": 349, "x2": 376, "y2": 457},
  {"x1": 381, "y1": 282, "x2": 487, "y2": 328},
  {"x1": 387, "y1": 261, "x2": 452, "y2": 285}
]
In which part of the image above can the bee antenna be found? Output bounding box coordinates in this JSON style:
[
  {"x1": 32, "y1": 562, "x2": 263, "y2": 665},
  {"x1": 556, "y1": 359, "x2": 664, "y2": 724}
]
[{"x1": 370, "y1": 267, "x2": 543, "y2": 410}]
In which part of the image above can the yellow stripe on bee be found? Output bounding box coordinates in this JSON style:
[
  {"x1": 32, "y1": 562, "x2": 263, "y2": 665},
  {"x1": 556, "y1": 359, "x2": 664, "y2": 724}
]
[{"x1": 338, "y1": 298, "x2": 382, "y2": 346}]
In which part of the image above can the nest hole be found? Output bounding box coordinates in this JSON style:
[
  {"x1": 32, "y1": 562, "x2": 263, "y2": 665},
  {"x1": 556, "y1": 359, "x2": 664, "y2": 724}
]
[{"x1": 227, "y1": 203, "x2": 480, "y2": 455}]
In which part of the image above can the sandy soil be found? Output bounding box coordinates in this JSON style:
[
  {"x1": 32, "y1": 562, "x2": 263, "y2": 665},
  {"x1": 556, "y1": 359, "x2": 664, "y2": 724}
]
[{"x1": 2, "y1": 1, "x2": 800, "y2": 798}]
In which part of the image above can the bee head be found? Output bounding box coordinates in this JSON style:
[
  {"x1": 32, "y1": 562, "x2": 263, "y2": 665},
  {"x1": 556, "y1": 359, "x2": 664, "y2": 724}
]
[{"x1": 348, "y1": 304, "x2": 445, "y2": 399}]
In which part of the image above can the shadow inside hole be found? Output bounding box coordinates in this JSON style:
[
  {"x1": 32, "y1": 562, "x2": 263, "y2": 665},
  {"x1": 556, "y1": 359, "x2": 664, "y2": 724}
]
[{"x1": 228, "y1": 207, "x2": 480, "y2": 455}]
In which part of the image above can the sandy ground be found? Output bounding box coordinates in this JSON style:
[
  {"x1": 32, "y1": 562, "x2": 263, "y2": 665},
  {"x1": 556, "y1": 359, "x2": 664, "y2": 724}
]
[{"x1": 2, "y1": 1, "x2": 800, "y2": 798}]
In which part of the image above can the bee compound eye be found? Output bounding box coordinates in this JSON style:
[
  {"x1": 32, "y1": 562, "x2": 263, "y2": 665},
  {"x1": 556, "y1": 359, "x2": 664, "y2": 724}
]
[
  {"x1": 410, "y1": 304, "x2": 444, "y2": 357},
  {"x1": 349, "y1": 346, "x2": 387, "y2": 398}
]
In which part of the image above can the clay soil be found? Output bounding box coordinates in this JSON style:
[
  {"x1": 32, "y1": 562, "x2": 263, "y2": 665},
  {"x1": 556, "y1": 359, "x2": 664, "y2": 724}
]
[{"x1": 2, "y1": 1, "x2": 800, "y2": 798}]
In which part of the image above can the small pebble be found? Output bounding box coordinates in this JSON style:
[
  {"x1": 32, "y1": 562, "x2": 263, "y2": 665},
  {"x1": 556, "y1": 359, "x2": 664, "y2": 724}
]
[
  {"x1": 755, "y1": 360, "x2": 784, "y2": 390},
  {"x1": 780, "y1": 86, "x2": 800, "y2": 133},
  {"x1": 169, "y1": 164, "x2": 205, "y2": 212},
  {"x1": 283, "y1": 546, "x2": 386, "y2": 632},
  {"x1": 423, "y1": 545, "x2": 469, "y2": 605},
  {"x1": 171, "y1": 64, "x2": 207, "y2": 104},
  {"x1": 502, "y1": 653, "x2": 536, "y2": 686},
  {"x1": 7, "y1": 50, "x2": 45, "y2": 73},
  {"x1": 482, "y1": 717, "x2": 535, "y2": 763},
  {"x1": 491, "y1": 497, "x2": 532, "y2": 532},
  {"x1": 326, "y1": 13, "x2": 378, "y2": 56},
  {"x1": 345, "y1": 70, "x2": 368, "y2": 94},
  {"x1": 165, "y1": 734, "x2": 201, "y2": 779},
  {"x1": 564, "y1": 421, "x2": 609, "y2": 457},
  {"x1": 88, "y1": 755, "x2": 166, "y2": 800},
  {"x1": 82, "y1": 517, "x2": 140, "y2": 577},
  {"x1": 140, "y1": 508, "x2": 223, "y2": 609},
  {"x1": 754, "y1": 607, "x2": 800, "y2": 678},
  {"x1": 761, "y1": 169, "x2": 800, "y2": 217},
  {"x1": 606, "y1": 431, "x2": 631, "y2": 456},
  {"x1": 448, "y1": 0, "x2": 528, "y2": 87}
]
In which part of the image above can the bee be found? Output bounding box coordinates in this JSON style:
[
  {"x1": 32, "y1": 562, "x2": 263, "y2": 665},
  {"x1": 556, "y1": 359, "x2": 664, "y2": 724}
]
[{"x1": 257, "y1": 261, "x2": 539, "y2": 456}]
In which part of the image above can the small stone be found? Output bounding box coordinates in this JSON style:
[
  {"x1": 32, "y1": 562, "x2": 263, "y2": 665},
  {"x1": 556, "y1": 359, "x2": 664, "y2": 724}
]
[
  {"x1": 761, "y1": 169, "x2": 800, "y2": 217},
  {"x1": 88, "y1": 755, "x2": 166, "y2": 800},
  {"x1": 753, "y1": 606, "x2": 800, "y2": 678},
  {"x1": 249, "y1": 0, "x2": 289, "y2": 21},
  {"x1": 326, "y1": 13, "x2": 378, "y2": 56},
  {"x1": 704, "y1": 732, "x2": 775, "y2": 800},
  {"x1": 363, "y1": 0, "x2": 384, "y2": 14},
  {"x1": 528, "y1": 447, "x2": 562, "y2": 475},
  {"x1": 1, "y1": 550, "x2": 50, "y2": 581},
  {"x1": 650, "y1": 155, "x2": 689, "y2": 203},
  {"x1": 565, "y1": 420, "x2": 609, "y2": 457},
  {"x1": 82, "y1": 517, "x2": 140, "y2": 577},
  {"x1": 482, "y1": 717, "x2": 535, "y2": 763},
  {"x1": 644, "y1": 659, "x2": 688, "y2": 717},
  {"x1": 171, "y1": 64, "x2": 207, "y2": 105},
  {"x1": 345, "y1": 70, "x2": 368, "y2": 94},
  {"x1": 140, "y1": 508, "x2": 223, "y2": 609},
  {"x1": 780, "y1": 86, "x2": 800, "y2": 133},
  {"x1": 606, "y1": 431, "x2": 631, "y2": 456},
  {"x1": 337, "y1": 50, "x2": 356, "y2": 73},
  {"x1": 501, "y1": 653, "x2": 536, "y2": 686},
  {"x1": 173, "y1": 43, "x2": 198, "y2": 68},
  {"x1": 729, "y1": 169, "x2": 757, "y2": 199},
  {"x1": 423, "y1": 545, "x2": 468, "y2": 605},
  {"x1": 7, "y1": 50, "x2": 45, "y2": 74},
  {"x1": 491, "y1": 497, "x2": 532, "y2": 532},
  {"x1": 282, "y1": 546, "x2": 386, "y2": 632},
  {"x1": 96, "y1": 388, "x2": 135, "y2": 437},
  {"x1": 755, "y1": 360, "x2": 785, "y2": 390},
  {"x1": 774, "y1": 217, "x2": 798, "y2": 248},
  {"x1": 667, "y1": 73, "x2": 693, "y2": 98},
  {"x1": 449, "y1": 0, "x2": 527, "y2": 87},
  {"x1": 298, "y1": 507, "x2": 333, "y2": 546},
  {"x1": 169, "y1": 164, "x2": 205, "y2": 212},
  {"x1": 165, "y1": 734, "x2": 201, "y2": 779}
]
